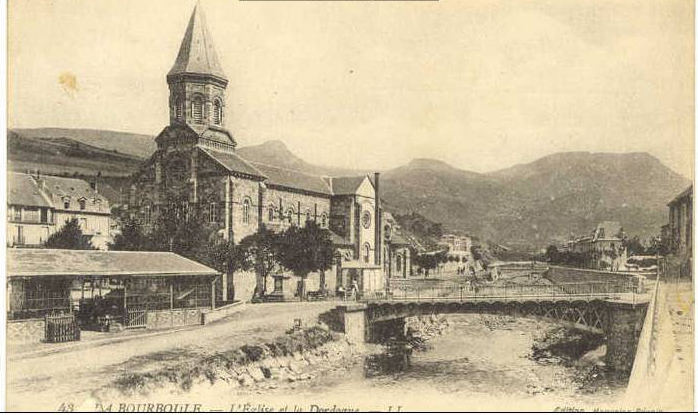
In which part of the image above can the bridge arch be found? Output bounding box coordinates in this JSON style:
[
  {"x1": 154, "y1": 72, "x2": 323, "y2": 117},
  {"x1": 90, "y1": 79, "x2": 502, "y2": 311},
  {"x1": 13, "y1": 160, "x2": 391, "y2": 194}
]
[{"x1": 364, "y1": 299, "x2": 610, "y2": 335}]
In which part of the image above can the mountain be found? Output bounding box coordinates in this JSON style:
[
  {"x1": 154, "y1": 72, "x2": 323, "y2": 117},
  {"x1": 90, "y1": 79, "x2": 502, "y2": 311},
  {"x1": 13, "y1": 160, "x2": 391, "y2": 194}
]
[
  {"x1": 237, "y1": 140, "x2": 366, "y2": 177},
  {"x1": 13, "y1": 128, "x2": 156, "y2": 159},
  {"x1": 381, "y1": 151, "x2": 690, "y2": 249}
]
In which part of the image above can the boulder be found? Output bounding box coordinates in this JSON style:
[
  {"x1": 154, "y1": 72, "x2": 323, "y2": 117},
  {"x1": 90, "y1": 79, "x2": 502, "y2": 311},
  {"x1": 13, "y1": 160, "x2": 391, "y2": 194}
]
[{"x1": 247, "y1": 366, "x2": 266, "y2": 382}]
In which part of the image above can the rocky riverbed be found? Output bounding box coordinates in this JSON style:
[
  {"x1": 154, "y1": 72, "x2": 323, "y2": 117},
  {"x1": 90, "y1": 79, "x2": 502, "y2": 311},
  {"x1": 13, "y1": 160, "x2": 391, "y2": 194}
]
[{"x1": 95, "y1": 314, "x2": 633, "y2": 411}]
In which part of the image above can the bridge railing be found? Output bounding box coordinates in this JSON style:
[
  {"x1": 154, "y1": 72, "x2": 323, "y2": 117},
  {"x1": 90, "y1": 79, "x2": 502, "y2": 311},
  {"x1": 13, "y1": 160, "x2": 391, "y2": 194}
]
[{"x1": 383, "y1": 279, "x2": 640, "y2": 303}]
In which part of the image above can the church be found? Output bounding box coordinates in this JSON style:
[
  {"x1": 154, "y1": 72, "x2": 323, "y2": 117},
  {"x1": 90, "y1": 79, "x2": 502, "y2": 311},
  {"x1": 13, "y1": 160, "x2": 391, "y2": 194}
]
[{"x1": 129, "y1": 4, "x2": 412, "y2": 303}]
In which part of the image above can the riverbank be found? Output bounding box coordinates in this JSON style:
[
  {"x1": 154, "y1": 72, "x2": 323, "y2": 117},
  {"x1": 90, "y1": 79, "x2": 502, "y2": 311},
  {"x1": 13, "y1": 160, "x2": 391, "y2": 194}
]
[{"x1": 85, "y1": 313, "x2": 645, "y2": 412}]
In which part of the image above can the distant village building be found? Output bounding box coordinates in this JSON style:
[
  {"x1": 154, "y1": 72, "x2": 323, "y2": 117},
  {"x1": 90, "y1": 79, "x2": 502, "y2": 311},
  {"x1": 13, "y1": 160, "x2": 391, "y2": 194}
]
[
  {"x1": 128, "y1": 4, "x2": 413, "y2": 302},
  {"x1": 7, "y1": 172, "x2": 112, "y2": 249},
  {"x1": 568, "y1": 221, "x2": 627, "y2": 271},
  {"x1": 438, "y1": 233, "x2": 472, "y2": 253},
  {"x1": 666, "y1": 185, "x2": 692, "y2": 257}
]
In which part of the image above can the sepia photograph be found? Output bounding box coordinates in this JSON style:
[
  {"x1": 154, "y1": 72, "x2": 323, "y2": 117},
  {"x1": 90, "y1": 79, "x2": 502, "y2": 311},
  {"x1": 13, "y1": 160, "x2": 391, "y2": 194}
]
[{"x1": 3, "y1": 0, "x2": 695, "y2": 411}]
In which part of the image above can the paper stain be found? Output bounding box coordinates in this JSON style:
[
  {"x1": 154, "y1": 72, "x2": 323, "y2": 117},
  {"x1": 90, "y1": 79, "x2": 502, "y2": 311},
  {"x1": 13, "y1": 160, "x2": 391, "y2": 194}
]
[{"x1": 58, "y1": 72, "x2": 79, "y2": 95}]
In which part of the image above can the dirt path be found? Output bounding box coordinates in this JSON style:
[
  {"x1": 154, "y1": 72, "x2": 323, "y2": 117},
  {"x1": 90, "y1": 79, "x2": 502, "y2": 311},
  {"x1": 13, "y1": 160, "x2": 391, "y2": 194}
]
[{"x1": 6, "y1": 301, "x2": 339, "y2": 412}]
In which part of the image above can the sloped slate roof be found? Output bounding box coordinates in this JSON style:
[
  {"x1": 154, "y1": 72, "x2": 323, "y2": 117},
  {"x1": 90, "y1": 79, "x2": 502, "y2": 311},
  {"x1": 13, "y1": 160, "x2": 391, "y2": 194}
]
[
  {"x1": 7, "y1": 249, "x2": 220, "y2": 277},
  {"x1": 168, "y1": 3, "x2": 226, "y2": 81},
  {"x1": 251, "y1": 162, "x2": 333, "y2": 196},
  {"x1": 331, "y1": 176, "x2": 368, "y2": 195},
  {"x1": 200, "y1": 148, "x2": 266, "y2": 179},
  {"x1": 668, "y1": 185, "x2": 692, "y2": 206},
  {"x1": 7, "y1": 173, "x2": 52, "y2": 208},
  {"x1": 41, "y1": 175, "x2": 110, "y2": 214}
]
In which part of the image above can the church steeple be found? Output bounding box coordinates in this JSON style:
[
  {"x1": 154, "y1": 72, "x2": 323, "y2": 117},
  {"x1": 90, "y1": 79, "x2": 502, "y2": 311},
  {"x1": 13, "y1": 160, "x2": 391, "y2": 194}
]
[
  {"x1": 168, "y1": 2, "x2": 227, "y2": 83},
  {"x1": 166, "y1": 2, "x2": 231, "y2": 140}
]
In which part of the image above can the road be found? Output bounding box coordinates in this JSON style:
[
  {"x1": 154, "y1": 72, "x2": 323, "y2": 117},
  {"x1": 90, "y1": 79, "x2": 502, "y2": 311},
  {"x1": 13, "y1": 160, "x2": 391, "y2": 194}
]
[{"x1": 6, "y1": 301, "x2": 340, "y2": 412}]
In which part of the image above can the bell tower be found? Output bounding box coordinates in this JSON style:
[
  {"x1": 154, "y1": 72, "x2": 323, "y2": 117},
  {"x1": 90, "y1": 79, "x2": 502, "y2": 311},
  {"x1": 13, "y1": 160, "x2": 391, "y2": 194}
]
[{"x1": 166, "y1": 3, "x2": 232, "y2": 144}]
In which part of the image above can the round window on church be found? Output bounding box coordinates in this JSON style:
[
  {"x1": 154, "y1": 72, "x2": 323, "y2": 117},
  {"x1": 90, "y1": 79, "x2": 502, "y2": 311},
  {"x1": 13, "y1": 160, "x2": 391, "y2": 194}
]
[{"x1": 362, "y1": 211, "x2": 371, "y2": 229}]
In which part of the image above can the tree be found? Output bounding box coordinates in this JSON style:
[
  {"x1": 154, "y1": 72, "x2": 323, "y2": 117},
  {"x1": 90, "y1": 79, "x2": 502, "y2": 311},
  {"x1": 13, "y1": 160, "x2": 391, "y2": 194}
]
[
  {"x1": 624, "y1": 236, "x2": 645, "y2": 256},
  {"x1": 237, "y1": 225, "x2": 282, "y2": 298},
  {"x1": 201, "y1": 234, "x2": 248, "y2": 302},
  {"x1": 275, "y1": 222, "x2": 335, "y2": 299},
  {"x1": 46, "y1": 218, "x2": 94, "y2": 250},
  {"x1": 108, "y1": 218, "x2": 150, "y2": 251},
  {"x1": 545, "y1": 245, "x2": 560, "y2": 263}
]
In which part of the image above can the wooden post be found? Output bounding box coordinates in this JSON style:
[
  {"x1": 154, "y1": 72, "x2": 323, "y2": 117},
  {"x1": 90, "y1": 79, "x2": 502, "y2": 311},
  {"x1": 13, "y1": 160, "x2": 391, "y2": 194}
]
[{"x1": 211, "y1": 276, "x2": 217, "y2": 310}]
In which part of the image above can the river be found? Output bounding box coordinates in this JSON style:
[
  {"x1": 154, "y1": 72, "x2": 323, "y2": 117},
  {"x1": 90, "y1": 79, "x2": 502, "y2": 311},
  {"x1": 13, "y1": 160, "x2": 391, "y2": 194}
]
[{"x1": 209, "y1": 315, "x2": 630, "y2": 412}]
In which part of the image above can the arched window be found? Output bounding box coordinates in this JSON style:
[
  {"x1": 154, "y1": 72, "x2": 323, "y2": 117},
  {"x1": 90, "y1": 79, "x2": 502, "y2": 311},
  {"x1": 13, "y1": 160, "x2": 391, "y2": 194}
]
[
  {"x1": 213, "y1": 99, "x2": 222, "y2": 125},
  {"x1": 144, "y1": 205, "x2": 151, "y2": 224},
  {"x1": 192, "y1": 96, "x2": 203, "y2": 123},
  {"x1": 287, "y1": 208, "x2": 294, "y2": 224},
  {"x1": 305, "y1": 210, "x2": 311, "y2": 224},
  {"x1": 268, "y1": 207, "x2": 274, "y2": 222},
  {"x1": 242, "y1": 199, "x2": 251, "y2": 224},
  {"x1": 363, "y1": 243, "x2": 371, "y2": 263}
]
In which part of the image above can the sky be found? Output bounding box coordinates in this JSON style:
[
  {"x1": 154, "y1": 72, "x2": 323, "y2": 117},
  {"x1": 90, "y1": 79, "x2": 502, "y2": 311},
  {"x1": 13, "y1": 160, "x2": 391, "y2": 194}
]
[{"x1": 7, "y1": 0, "x2": 695, "y2": 178}]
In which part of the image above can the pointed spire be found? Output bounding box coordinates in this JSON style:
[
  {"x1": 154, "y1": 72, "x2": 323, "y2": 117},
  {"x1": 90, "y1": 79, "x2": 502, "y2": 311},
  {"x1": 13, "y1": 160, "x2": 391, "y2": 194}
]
[{"x1": 168, "y1": 2, "x2": 227, "y2": 82}]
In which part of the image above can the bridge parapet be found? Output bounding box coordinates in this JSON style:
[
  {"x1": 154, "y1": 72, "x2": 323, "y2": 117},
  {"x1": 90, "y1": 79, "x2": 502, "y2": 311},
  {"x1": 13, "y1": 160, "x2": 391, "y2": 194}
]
[{"x1": 382, "y1": 279, "x2": 645, "y2": 305}]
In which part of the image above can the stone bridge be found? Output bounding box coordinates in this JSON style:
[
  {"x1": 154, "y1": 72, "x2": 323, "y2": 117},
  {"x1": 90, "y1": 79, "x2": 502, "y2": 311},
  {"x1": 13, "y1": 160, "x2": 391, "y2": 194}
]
[{"x1": 333, "y1": 278, "x2": 650, "y2": 372}]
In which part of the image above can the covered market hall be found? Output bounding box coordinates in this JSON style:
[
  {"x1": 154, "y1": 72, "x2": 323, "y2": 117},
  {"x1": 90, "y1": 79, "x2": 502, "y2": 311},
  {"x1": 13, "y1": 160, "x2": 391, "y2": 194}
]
[{"x1": 6, "y1": 248, "x2": 221, "y2": 343}]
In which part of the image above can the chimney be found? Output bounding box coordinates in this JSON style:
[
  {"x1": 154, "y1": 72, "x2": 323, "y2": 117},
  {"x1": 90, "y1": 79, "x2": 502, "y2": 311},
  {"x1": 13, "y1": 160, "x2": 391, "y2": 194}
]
[{"x1": 374, "y1": 172, "x2": 381, "y2": 265}]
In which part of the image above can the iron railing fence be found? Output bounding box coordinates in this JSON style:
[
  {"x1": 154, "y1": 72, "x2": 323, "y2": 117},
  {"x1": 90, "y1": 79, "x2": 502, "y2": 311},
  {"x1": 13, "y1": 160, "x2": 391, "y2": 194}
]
[{"x1": 379, "y1": 279, "x2": 641, "y2": 304}]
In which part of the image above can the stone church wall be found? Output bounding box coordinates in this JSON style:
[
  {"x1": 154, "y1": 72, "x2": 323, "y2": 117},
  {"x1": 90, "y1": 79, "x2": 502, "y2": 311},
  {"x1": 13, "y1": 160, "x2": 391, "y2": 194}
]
[
  {"x1": 230, "y1": 177, "x2": 261, "y2": 243},
  {"x1": 262, "y1": 187, "x2": 331, "y2": 231}
]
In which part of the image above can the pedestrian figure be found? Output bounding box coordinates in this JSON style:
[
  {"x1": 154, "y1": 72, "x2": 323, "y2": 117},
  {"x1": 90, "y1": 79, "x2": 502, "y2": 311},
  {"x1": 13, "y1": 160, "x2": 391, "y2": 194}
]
[{"x1": 351, "y1": 280, "x2": 359, "y2": 301}]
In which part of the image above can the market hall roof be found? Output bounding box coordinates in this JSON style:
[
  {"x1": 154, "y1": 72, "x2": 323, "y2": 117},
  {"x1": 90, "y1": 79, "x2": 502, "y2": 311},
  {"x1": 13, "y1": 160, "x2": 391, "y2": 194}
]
[
  {"x1": 7, "y1": 172, "x2": 53, "y2": 208},
  {"x1": 167, "y1": 2, "x2": 227, "y2": 83},
  {"x1": 6, "y1": 249, "x2": 220, "y2": 277}
]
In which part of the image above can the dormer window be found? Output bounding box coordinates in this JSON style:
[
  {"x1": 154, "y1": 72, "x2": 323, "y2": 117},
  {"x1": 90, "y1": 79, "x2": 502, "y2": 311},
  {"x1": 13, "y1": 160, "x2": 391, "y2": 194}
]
[
  {"x1": 63, "y1": 198, "x2": 70, "y2": 209},
  {"x1": 79, "y1": 198, "x2": 86, "y2": 210}
]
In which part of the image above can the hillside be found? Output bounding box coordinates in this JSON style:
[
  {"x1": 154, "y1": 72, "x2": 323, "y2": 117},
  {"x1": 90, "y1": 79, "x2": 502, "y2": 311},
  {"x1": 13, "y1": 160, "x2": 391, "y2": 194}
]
[
  {"x1": 13, "y1": 128, "x2": 156, "y2": 159},
  {"x1": 381, "y1": 152, "x2": 690, "y2": 249},
  {"x1": 7, "y1": 128, "x2": 690, "y2": 250},
  {"x1": 7, "y1": 130, "x2": 144, "y2": 177}
]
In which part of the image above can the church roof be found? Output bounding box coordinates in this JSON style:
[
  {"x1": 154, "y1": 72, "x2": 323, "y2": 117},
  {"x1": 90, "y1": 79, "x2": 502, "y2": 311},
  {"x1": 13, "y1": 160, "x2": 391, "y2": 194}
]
[
  {"x1": 330, "y1": 176, "x2": 370, "y2": 195},
  {"x1": 200, "y1": 148, "x2": 266, "y2": 179},
  {"x1": 251, "y1": 162, "x2": 333, "y2": 196},
  {"x1": 168, "y1": 3, "x2": 227, "y2": 82}
]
